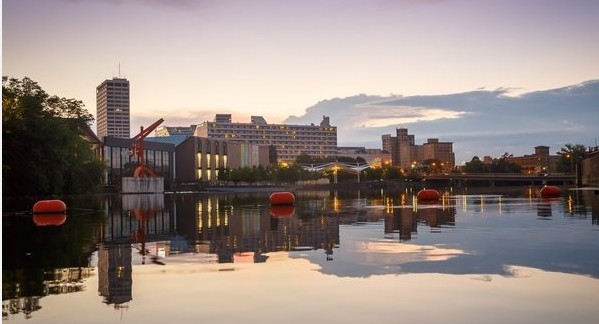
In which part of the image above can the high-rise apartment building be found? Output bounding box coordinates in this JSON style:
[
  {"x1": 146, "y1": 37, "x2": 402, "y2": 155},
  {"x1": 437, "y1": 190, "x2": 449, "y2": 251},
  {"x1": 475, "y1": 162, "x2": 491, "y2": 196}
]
[
  {"x1": 195, "y1": 115, "x2": 337, "y2": 162},
  {"x1": 382, "y1": 128, "x2": 455, "y2": 170},
  {"x1": 96, "y1": 78, "x2": 130, "y2": 139}
]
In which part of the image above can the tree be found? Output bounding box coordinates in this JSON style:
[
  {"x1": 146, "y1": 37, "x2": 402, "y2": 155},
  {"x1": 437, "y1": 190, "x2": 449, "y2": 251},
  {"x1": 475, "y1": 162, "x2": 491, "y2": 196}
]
[
  {"x1": 556, "y1": 144, "x2": 586, "y2": 173},
  {"x1": 463, "y1": 156, "x2": 485, "y2": 173},
  {"x1": 422, "y1": 159, "x2": 442, "y2": 174},
  {"x1": 491, "y1": 158, "x2": 522, "y2": 173},
  {"x1": 2, "y1": 76, "x2": 104, "y2": 196}
]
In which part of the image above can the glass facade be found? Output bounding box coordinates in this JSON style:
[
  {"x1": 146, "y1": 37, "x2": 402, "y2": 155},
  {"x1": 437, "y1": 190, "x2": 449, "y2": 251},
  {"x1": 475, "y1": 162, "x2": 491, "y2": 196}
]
[{"x1": 102, "y1": 137, "x2": 175, "y2": 190}]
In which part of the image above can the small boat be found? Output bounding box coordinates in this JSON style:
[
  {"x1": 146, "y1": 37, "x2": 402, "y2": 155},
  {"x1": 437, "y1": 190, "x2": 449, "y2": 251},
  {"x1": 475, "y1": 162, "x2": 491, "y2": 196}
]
[
  {"x1": 32, "y1": 199, "x2": 67, "y2": 214},
  {"x1": 416, "y1": 189, "x2": 441, "y2": 201},
  {"x1": 269, "y1": 191, "x2": 295, "y2": 206},
  {"x1": 540, "y1": 185, "x2": 561, "y2": 198}
]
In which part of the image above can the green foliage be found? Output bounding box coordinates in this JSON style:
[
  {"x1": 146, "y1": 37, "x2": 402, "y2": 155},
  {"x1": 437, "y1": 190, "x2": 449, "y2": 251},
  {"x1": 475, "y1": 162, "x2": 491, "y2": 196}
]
[
  {"x1": 219, "y1": 163, "x2": 322, "y2": 184},
  {"x1": 463, "y1": 156, "x2": 485, "y2": 173},
  {"x1": 463, "y1": 156, "x2": 522, "y2": 173},
  {"x1": 492, "y1": 158, "x2": 522, "y2": 173},
  {"x1": 2, "y1": 76, "x2": 104, "y2": 196},
  {"x1": 556, "y1": 143, "x2": 586, "y2": 173}
]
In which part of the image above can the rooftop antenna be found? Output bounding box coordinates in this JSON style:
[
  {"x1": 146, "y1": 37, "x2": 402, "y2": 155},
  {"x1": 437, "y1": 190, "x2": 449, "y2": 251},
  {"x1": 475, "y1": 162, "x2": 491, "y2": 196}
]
[{"x1": 118, "y1": 63, "x2": 121, "y2": 78}]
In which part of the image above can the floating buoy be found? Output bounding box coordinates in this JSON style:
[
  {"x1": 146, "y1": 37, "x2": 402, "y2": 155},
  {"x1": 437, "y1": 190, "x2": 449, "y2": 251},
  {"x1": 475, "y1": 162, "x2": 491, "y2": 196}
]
[
  {"x1": 416, "y1": 189, "x2": 441, "y2": 201},
  {"x1": 269, "y1": 191, "x2": 295, "y2": 206},
  {"x1": 33, "y1": 213, "x2": 67, "y2": 226},
  {"x1": 540, "y1": 185, "x2": 561, "y2": 198},
  {"x1": 269, "y1": 205, "x2": 295, "y2": 218},
  {"x1": 32, "y1": 200, "x2": 67, "y2": 214}
]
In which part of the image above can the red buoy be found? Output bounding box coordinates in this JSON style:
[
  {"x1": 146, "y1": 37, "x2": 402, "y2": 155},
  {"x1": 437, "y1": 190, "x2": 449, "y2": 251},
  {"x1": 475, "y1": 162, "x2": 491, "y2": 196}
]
[
  {"x1": 269, "y1": 191, "x2": 295, "y2": 206},
  {"x1": 269, "y1": 205, "x2": 295, "y2": 218},
  {"x1": 416, "y1": 189, "x2": 441, "y2": 201},
  {"x1": 33, "y1": 213, "x2": 67, "y2": 226},
  {"x1": 32, "y1": 200, "x2": 67, "y2": 214},
  {"x1": 540, "y1": 185, "x2": 561, "y2": 198}
]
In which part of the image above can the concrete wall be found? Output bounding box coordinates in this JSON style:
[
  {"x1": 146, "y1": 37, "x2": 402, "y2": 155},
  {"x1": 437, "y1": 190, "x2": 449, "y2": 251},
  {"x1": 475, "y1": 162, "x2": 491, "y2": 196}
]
[{"x1": 122, "y1": 177, "x2": 164, "y2": 193}]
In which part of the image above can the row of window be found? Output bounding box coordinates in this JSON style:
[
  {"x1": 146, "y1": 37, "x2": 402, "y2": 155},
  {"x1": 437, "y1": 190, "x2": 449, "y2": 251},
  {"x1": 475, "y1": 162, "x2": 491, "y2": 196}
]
[{"x1": 208, "y1": 124, "x2": 335, "y2": 131}]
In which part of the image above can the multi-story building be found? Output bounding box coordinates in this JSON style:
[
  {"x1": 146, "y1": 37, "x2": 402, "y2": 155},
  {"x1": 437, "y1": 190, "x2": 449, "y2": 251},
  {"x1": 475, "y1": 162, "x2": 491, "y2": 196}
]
[
  {"x1": 96, "y1": 78, "x2": 130, "y2": 139},
  {"x1": 422, "y1": 138, "x2": 455, "y2": 169},
  {"x1": 382, "y1": 128, "x2": 455, "y2": 170},
  {"x1": 505, "y1": 145, "x2": 560, "y2": 174},
  {"x1": 154, "y1": 125, "x2": 197, "y2": 136},
  {"x1": 102, "y1": 136, "x2": 175, "y2": 190},
  {"x1": 195, "y1": 114, "x2": 337, "y2": 162},
  {"x1": 175, "y1": 137, "x2": 276, "y2": 183},
  {"x1": 382, "y1": 128, "x2": 419, "y2": 169}
]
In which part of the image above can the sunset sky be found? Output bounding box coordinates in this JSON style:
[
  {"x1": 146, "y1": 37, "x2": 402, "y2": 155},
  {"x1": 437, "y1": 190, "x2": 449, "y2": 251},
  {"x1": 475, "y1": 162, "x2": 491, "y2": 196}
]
[{"x1": 4, "y1": 0, "x2": 599, "y2": 161}]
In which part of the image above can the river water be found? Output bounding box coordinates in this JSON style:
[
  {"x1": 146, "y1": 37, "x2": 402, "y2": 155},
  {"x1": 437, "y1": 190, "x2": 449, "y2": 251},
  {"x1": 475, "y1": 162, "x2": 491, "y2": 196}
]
[{"x1": 3, "y1": 186, "x2": 599, "y2": 324}]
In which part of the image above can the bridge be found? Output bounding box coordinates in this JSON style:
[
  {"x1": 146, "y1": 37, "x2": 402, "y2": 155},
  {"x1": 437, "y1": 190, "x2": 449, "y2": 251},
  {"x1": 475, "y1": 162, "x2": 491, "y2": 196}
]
[
  {"x1": 300, "y1": 162, "x2": 371, "y2": 183},
  {"x1": 299, "y1": 162, "x2": 575, "y2": 186},
  {"x1": 418, "y1": 173, "x2": 575, "y2": 186}
]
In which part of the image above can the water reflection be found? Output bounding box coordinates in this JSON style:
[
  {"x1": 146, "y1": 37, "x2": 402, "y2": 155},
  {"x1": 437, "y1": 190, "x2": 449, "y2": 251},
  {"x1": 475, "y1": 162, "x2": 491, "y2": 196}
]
[
  {"x1": 174, "y1": 193, "x2": 339, "y2": 263},
  {"x1": 2, "y1": 187, "x2": 599, "y2": 321}
]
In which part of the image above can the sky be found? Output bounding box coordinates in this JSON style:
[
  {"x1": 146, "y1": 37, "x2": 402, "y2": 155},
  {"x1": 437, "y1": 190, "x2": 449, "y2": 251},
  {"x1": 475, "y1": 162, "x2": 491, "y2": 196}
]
[{"x1": 3, "y1": 0, "x2": 599, "y2": 163}]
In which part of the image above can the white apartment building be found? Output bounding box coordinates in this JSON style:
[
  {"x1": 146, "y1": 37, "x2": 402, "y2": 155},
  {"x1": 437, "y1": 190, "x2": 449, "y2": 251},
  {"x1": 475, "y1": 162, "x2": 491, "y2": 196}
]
[{"x1": 195, "y1": 114, "x2": 337, "y2": 162}]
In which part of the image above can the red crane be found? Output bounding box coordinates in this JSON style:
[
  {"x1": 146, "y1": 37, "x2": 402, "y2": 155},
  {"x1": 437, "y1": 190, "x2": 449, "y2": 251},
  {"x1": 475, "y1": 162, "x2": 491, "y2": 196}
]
[{"x1": 130, "y1": 118, "x2": 164, "y2": 177}]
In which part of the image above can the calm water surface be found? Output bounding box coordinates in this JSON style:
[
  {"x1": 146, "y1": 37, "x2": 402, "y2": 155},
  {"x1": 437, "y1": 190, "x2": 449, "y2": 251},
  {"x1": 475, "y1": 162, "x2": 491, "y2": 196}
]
[{"x1": 3, "y1": 186, "x2": 599, "y2": 324}]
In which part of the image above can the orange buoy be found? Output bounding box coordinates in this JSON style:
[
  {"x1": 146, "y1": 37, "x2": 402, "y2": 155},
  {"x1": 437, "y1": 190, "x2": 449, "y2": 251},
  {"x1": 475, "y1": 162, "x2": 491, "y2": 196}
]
[
  {"x1": 269, "y1": 191, "x2": 295, "y2": 206},
  {"x1": 416, "y1": 189, "x2": 441, "y2": 201},
  {"x1": 32, "y1": 200, "x2": 67, "y2": 214},
  {"x1": 540, "y1": 185, "x2": 561, "y2": 198},
  {"x1": 33, "y1": 213, "x2": 67, "y2": 226},
  {"x1": 269, "y1": 205, "x2": 295, "y2": 218}
]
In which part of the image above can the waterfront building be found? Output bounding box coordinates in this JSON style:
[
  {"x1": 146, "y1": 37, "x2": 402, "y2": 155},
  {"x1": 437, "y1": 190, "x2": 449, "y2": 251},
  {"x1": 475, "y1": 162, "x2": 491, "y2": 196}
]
[
  {"x1": 96, "y1": 78, "x2": 130, "y2": 138},
  {"x1": 154, "y1": 125, "x2": 197, "y2": 136},
  {"x1": 581, "y1": 146, "x2": 599, "y2": 186},
  {"x1": 382, "y1": 128, "x2": 455, "y2": 170},
  {"x1": 422, "y1": 138, "x2": 455, "y2": 169},
  {"x1": 195, "y1": 115, "x2": 337, "y2": 162},
  {"x1": 505, "y1": 146, "x2": 560, "y2": 174},
  {"x1": 102, "y1": 136, "x2": 175, "y2": 190},
  {"x1": 175, "y1": 136, "x2": 274, "y2": 184}
]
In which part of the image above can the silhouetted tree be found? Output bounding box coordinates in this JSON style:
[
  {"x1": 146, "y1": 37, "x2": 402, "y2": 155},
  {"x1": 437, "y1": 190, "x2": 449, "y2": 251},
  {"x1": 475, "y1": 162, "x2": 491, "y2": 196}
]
[
  {"x1": 3, "y1": 76, "x2": 104, "y2": 196},
  {"x1": 556, "y1": 143, "x2": 586, "y2": 173},
  {"x1": 463, "y1": 156, "x2": 485, "y2": 173}
]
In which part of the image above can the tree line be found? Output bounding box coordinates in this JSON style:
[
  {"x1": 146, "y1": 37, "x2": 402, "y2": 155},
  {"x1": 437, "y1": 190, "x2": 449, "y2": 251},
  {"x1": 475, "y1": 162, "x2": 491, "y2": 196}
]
[{"x1": 3, "y1": 76, "x2": 104, "y2": 196}]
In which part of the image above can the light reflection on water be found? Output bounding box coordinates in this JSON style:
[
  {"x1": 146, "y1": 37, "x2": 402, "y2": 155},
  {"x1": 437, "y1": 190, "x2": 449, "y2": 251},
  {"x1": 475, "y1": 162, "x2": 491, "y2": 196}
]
[{"x1": 3, "y1": 186, "x2": 599, "y2": 323}]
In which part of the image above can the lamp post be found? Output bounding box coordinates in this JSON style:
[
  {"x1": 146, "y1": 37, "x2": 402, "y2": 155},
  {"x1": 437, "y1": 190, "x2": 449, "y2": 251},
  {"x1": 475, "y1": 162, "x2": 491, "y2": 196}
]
[{"x1": 566, "y1": 154, "x2": 573, "y2": 174}]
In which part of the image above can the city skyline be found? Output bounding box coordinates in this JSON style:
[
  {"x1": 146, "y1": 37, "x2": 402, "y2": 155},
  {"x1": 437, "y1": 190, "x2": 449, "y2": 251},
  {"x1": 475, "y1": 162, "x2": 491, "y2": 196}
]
[{"x1": 4, "y1": 0, "x2": 599, "y2": 163}]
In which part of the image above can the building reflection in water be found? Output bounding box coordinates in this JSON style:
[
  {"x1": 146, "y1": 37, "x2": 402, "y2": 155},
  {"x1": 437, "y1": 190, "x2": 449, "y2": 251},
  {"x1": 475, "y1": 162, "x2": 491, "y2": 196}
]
[
  {"x1": 2, "y1": 268, "x2": 93, "y2": 319},
  {"x1": 5, "y1": 188, "x2": 597, "y2": 320},
  {"x1": 564, "y1": 190, "x2": 599, "y2": 225},
  {"x1": 385, "y1": 193, "x2": 456, "y2": 241},
  {"x1": 175, "y1": 193, "x2": 340, "y2": 263},
  {"x1": 97, "y1": 194, "x2": 172, "y2": 309}
]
